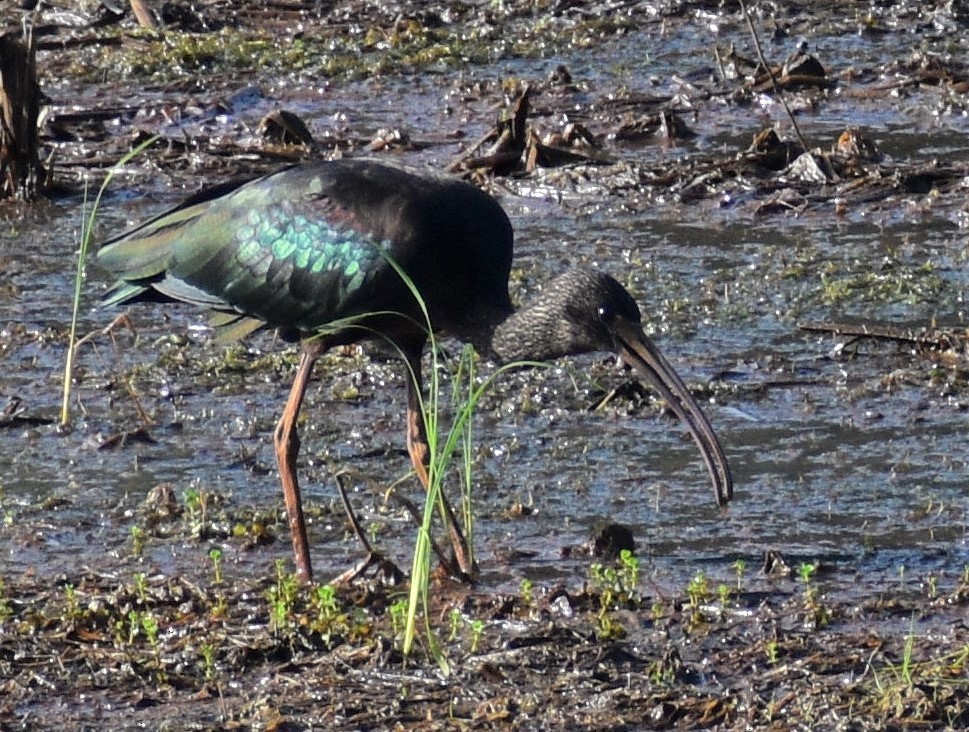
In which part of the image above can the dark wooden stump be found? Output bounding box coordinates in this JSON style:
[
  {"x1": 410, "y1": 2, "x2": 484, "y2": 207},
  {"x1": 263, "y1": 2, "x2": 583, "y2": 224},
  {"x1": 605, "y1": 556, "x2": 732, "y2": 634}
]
[{"x1": 0, "y1": 29, "x2": 44, "y2": 200}]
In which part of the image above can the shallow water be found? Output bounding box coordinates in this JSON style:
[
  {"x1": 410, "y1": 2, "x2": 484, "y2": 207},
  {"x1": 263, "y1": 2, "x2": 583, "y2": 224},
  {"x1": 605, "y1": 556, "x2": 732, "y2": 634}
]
[{"x1": 2, "y1": 8, "x2": 969, "y2": 628}]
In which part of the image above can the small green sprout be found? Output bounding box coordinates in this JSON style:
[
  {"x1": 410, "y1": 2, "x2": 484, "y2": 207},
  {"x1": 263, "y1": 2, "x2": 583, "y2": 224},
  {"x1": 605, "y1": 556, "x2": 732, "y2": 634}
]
[
  {"x1": 766, "y1": 640, "x2": 779, "y2": 665},
  {"x1": 448, "y1": 608, "x2": 462, "y2": 642},
  {"x1": 798, "y1": 562, "x2": 816, "y2": 584},
  {"x1": 0, "y1": 579, "x2": 14, "y2": 621},
  {"x1": 200, "y1": 643, "x2": 217, "y2": 682},
  {"x1": 183, "y1": 487, "x2": 205, "y2": 536},
  {"x1": 315, "y1": 585, "x2": 338, "y2": 618},
  {"x1": 732, "y1": 558, "x2": 746, "y2": 590},
  {"x1": 130, "y1": 525, "x2": 146, "y2": 556},
  {"x1": 133, "y1": 572, "x2": 148, "y2": 604},
  {"x1": 63, "y1": 584, "x2": 81, "y2": 619},
  {"x1": 519, "y1": 578, "x2": 534, "y2": 607},
  {"x1": 799, "y1": 563, "x2": 830, "y2": 628},
  {"x1": 468, "y1": 619, "x2": 485, "y2": 653},
  {"x1": 389, "y1": 598, "x2": 408, "y2": 640},
  {"x1": 618, "y1": 549, "x2": 640, "y2": 590},
  {"x1": 208, "y1": 547, "x2": 223, "y2": 585},
  {"x1": 141, "y1": 611, "x2": 160, "y2": 647}
]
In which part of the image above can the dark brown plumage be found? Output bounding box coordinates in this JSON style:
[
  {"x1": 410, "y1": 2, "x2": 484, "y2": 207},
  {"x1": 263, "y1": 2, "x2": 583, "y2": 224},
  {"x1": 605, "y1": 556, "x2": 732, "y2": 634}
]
[{"x1": 98, "y1": 159, "x2": 732, "y2": 583}]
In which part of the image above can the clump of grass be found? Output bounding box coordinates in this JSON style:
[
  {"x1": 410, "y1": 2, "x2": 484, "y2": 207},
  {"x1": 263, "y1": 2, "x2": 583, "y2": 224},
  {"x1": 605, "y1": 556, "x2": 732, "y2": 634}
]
[
  {"x1": 647, "y1": 645, "x2": 682, "y2": 685},
  {"x1": 398, "y1": 336, "x2": 474, "y2": 670},
  {"x1": 266, "y1": 559, "x2": 300, "y2": 636},
  {"x1": 373, "y1": 258, "x2": 541, "y2": 665},
  {"x1": 863, "y1": 619, "x2": 969, "y2": 718},
  {"x1": 686, "y1": 570, "x2": 710, "y2": 609},
  {"x1": 312, "y1": 585, "x2": 343, "y2": 638},
  {"x1": 588, "y1": 549, "x2": 642, "y2": 640}
]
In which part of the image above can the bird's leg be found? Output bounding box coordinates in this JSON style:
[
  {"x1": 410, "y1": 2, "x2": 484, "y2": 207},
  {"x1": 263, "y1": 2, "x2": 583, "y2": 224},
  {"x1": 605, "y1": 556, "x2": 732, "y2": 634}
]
[
  {"x1": 329, "y1": 471, "x2": 405, "y2": 586},
  {"x1": 387, "y1": 489, "x2": 465, "y2": 576},
  {"x1": 273, "y1": 340, "x2": 323, "y2": 585},
  {"x1": 404, "y1": 347, "x2": 478, "y2": 579}
]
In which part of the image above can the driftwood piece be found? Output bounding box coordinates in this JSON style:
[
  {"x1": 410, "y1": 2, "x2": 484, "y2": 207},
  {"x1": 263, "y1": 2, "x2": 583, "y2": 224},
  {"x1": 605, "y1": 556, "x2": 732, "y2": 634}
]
[
  {"x1": 449, "y1": 85, "x2": 533, "y2": 175},
  {"x1": 800, "y1": 321, "x2": 968, "y2": 353},
  {"x1": 450, "y1": 86, "x2": 610, "y2": 176},
  {"x1": 0, "y1": 28, "x2": 45, "y2": 199}
]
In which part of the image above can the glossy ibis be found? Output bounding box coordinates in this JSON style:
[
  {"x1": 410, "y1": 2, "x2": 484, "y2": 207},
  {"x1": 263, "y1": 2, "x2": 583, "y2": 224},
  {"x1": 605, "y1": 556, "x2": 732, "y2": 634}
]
[{"x1": 97, "y1": 159, "x2": 732, "y2": 584}]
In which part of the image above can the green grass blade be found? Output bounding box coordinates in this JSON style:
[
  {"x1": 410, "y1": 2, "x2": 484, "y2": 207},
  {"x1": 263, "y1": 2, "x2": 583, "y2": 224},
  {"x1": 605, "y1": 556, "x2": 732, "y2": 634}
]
[{"x1": 60, "y1": 135, "x2": 159, "y2": 427}]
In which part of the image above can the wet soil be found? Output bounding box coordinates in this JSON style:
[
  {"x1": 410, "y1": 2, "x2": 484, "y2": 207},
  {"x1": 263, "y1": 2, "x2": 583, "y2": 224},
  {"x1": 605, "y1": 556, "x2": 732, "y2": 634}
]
[{"x1": 2, "y1": 0, "x2": 969, "y2": 729}]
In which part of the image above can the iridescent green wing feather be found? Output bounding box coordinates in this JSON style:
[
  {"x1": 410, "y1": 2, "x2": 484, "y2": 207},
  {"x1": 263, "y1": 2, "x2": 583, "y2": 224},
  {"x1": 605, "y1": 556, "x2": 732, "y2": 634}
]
[{"x1": 97, "y1": 164, "x2": 390, "y2": 339}]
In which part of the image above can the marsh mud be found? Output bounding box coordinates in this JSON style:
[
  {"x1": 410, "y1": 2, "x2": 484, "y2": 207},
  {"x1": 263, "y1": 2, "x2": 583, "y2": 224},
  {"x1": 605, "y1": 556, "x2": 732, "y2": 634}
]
[{"x1": 2, "y1": 0, "x2": 969, "y2": 729}]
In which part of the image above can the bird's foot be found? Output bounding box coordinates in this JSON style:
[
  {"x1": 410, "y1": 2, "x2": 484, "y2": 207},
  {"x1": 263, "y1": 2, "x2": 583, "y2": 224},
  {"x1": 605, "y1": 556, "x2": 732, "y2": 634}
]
[
  {"x1": 431, "y1": 555, "x2": 476, "y2": 584},
  {"x1": 330, "y1": 552, "x2": 405, "y2": 587}
]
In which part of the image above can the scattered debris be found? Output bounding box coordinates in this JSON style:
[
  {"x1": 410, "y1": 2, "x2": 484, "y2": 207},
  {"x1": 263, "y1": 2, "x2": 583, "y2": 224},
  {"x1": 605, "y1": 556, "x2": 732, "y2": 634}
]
[
  {"x1": 0, "y1": 28, "x2": 45, "y2": 199},
  {"x1": 258, "y1": 109, "x2": 315, "y2": 147}
]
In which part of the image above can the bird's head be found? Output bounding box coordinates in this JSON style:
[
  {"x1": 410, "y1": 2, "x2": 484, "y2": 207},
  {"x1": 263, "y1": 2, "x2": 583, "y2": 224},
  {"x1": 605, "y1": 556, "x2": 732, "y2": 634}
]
[
  {"x1": 496, "y1": 268, "x2": 732, "y2": 508},
  {"x1": 532, "y1": 269, "x2": 643, "y2": 358}
]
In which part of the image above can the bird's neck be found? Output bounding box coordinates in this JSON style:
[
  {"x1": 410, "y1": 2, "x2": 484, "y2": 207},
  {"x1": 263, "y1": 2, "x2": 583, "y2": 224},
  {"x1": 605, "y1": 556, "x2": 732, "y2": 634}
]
[
  {"x1": 481, "y1": 269, "x2": 623, "y2": 364},
  {"x1": 488, "y1": 298, "x2": 579, "y2": 364}
]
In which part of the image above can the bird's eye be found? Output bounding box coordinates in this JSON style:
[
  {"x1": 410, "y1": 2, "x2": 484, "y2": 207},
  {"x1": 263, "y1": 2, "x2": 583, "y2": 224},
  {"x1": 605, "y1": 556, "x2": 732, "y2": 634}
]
[{"x1": 597, "y1": 304, "x2": 614, "y2": 322}]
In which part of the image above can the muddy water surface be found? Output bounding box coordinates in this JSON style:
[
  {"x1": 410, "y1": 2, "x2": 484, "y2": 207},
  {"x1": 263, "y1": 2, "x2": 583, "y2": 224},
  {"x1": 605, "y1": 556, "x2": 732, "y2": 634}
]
[
  {"x1": 4, "y1": 138, "x2": 966, "y2": 599},
  {"x1": 2, "y1": 2, "x2": 969, "y2": 728}
]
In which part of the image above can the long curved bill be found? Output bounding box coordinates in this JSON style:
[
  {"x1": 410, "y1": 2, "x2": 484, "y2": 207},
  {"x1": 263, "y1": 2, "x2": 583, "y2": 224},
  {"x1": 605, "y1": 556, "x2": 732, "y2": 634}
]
[{"x1": 610, "y1": 317, "x2": 733, "y2": 507}]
